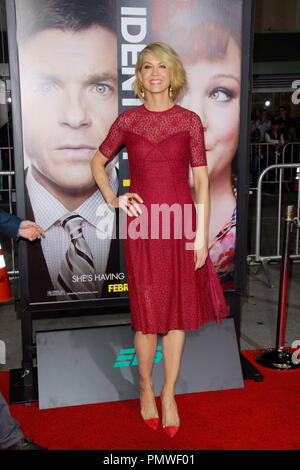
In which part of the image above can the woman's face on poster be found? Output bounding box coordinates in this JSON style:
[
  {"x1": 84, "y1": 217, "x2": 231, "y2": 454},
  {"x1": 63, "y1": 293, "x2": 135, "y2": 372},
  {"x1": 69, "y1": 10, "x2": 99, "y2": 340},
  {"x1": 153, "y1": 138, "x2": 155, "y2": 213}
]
[{"x1": 181, "y1": 36, "x2": 240, "y2": 182}]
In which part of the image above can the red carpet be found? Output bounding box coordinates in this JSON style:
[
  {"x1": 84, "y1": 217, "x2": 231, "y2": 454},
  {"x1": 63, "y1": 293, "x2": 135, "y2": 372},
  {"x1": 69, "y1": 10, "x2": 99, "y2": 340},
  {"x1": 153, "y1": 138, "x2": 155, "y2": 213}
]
[{"x1": 1, "y1": 350, "x2": 299, "y2": 450}]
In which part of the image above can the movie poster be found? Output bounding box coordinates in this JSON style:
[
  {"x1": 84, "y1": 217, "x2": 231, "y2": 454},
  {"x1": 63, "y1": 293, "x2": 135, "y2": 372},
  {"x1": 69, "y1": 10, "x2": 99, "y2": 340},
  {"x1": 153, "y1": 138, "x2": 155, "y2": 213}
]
[
  {"x1": 13, "y1": 0, "x2": 242, "y2": 308},
  {"x1": 15, "y1": 0, "x2": 123, "y2": 304},
  {"x1": 118, "y1": 0, "x2": 242, "y2": 292}
]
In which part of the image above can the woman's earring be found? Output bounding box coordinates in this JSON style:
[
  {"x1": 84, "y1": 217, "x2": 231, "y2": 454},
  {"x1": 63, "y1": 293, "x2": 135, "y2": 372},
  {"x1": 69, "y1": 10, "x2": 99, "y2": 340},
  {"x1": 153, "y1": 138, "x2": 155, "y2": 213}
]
[
  {"x1": 169, "y1": 85, "x2": 173, "y2": 99},
  {"x1": 140, "y1": 86, "x2": 145, "y2": 100}
]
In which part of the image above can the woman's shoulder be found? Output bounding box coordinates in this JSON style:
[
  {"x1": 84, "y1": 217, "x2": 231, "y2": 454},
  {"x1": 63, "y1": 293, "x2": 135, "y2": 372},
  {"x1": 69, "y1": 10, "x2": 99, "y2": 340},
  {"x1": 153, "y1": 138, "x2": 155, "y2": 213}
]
[
  {"x1": 114, "y1": 105, "x2": 144, "y2": 125},
  {"x1": 175, "y1": 105, "x2": 202, "y2": 123}
]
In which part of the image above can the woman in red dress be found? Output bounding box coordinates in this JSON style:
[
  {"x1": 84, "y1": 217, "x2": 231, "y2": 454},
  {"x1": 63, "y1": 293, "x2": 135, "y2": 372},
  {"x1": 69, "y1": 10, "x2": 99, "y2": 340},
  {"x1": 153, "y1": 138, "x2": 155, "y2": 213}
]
[{"x1": 91, "y1": 42, "x2": 229, "y2": 437}]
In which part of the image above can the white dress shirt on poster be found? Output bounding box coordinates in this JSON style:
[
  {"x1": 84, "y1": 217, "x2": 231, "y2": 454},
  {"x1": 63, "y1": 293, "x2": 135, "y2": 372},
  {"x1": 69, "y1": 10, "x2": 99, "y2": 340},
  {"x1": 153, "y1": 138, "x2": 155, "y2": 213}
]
[{"x1": 25, "y1": 159, "x2": 119, "y2": 292}]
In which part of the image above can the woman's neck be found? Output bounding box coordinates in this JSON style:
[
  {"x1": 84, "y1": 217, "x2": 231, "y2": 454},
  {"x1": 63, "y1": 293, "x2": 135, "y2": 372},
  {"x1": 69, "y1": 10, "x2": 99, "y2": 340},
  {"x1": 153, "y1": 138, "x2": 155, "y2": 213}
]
[{"x1": 144, "y1": 92, "x2": 173, "y2": 111}]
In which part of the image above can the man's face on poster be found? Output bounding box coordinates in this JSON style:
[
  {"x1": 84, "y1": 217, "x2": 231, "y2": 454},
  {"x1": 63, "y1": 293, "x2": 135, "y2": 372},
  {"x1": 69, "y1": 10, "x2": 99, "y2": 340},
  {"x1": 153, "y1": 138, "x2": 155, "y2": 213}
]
[{"x1": 19, "y1": 26, "x2": 118, "y2": 195}]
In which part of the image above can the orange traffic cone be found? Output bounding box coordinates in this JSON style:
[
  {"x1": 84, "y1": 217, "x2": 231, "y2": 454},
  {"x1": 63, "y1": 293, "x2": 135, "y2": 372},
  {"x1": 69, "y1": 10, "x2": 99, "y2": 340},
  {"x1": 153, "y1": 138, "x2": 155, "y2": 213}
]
[{"x1": 0, "y1": 244, "x2": 12, "y2": 302}]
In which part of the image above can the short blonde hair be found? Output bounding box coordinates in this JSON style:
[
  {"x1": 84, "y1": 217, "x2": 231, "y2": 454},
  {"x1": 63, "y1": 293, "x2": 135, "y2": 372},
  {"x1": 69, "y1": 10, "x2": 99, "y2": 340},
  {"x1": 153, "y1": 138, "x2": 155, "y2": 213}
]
[{"x1": 132, "y1": 42, "x2": 187, "y2": 101}]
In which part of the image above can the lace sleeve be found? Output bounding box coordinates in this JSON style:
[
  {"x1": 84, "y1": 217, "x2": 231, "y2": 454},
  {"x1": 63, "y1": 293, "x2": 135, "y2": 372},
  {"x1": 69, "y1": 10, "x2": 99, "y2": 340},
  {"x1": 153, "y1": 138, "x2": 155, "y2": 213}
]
[
  {"x1": 189, "y1": 112, "x2": 207, "y2": 167},
  {"x1": 99, "y1": 113, "x2": 125, "y2": 159}
]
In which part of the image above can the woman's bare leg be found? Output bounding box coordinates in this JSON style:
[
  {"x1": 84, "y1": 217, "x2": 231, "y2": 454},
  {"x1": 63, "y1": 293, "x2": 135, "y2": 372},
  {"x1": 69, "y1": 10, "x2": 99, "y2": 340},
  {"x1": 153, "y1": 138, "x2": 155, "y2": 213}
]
[
  {"x1": 161, "y1": 329, "x2": 185, "y2": 427},
  {"x1": 134, "y1": 331, "x2": 159, "y2": 420}
]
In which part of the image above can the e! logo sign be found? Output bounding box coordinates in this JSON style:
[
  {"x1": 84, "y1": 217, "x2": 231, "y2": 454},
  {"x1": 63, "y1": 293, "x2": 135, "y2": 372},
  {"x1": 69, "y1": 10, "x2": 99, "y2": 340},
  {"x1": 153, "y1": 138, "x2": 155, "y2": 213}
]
[{"x1": 114, "y1": 346, "x2": 162, "y2": 368}]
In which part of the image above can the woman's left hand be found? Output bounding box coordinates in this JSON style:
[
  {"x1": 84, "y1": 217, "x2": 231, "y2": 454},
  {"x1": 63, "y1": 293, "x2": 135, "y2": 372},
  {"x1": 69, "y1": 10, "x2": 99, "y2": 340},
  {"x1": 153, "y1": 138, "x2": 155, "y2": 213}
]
[{"x1": 194, "y1": 244, "x2": 208, "y2": 270}]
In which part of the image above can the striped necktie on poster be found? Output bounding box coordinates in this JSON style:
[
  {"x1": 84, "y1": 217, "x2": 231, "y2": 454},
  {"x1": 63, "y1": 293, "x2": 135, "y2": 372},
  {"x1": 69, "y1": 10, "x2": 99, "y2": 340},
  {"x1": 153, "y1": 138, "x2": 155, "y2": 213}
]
[{"x1": 57, "y1": 213, "x2": 99, "y2": 300}]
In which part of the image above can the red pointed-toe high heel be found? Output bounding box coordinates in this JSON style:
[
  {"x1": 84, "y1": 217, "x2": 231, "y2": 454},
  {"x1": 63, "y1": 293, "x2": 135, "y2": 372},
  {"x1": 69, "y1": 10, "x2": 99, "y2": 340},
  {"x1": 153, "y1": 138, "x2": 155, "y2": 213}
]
[
  {"x1": 140, "y1": 383, "x2": 159, "y2": 430},
  {"x1": 160, "y1": 392, "x2": 180, "y2": 438},
  {"x1": 162, "y1": 425, "x2": 179, "y2": 438},
  {"x1": 144, "y1": 417, "x2": 159, "y2": 430}
]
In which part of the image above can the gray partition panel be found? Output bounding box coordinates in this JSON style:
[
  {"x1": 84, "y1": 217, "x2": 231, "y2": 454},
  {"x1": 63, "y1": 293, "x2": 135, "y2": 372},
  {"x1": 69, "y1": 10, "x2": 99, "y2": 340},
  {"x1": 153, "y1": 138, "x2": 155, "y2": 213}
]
[{"x1": 36, "y1": 317, "x2": 244, "y2": 409}]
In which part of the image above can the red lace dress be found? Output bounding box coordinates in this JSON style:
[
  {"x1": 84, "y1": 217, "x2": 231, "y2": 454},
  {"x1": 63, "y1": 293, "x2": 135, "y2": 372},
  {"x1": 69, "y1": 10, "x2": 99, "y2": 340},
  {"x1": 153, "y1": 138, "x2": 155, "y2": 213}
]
[{"x1": 99, "y1": 104, "x2": 229, "y2": 334}]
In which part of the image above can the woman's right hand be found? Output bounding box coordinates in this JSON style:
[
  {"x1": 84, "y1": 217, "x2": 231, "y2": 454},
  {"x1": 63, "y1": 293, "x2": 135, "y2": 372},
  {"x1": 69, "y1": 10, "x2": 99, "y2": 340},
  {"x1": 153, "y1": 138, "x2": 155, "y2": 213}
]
[{"x1": 109, "y1": 192, "x2": 143, "y2": 217}]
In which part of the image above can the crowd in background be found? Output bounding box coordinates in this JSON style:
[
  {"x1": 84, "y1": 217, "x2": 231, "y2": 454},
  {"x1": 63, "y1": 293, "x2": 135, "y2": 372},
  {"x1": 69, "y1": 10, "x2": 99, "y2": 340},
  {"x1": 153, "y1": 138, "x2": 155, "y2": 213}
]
[
  {"x1": 251, "y1": 106, "x2": 300, "y2": 145},
  {"x1": 250, "y1": 106, "x2": 300, "y2": 183}
]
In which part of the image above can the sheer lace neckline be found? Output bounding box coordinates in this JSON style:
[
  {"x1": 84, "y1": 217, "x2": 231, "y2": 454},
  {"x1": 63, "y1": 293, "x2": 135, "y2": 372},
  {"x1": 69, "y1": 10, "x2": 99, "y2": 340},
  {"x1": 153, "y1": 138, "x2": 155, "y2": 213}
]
[{"x1": 142, "y1": 104, "x2": 177, "y2": 114}]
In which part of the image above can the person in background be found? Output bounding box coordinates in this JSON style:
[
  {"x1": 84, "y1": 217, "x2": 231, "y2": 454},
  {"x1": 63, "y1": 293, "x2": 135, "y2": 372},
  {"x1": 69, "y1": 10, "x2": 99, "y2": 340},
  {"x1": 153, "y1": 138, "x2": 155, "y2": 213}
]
[
  {"x1": 0, "y1": 209, "x2": 44, "y2": 241},
  {"x1": 250, "y1": 117, "x2": 261, "y2": 184},
  {"x1": 255, "y1": 109, "x2": 271, "y2": 143},
  {"x1": 264, "y1": 118, "x2": 285, "y2": 180},
  {"x1": 0, "y1": 209, "x2": 45, "y2": 450},
  {"x1": 265, "y1": 118, "x2": 285, "y2": 151},
  {"x1": 284, "y1": 119, "x2": 300, "y2": 180},
  {"x1": 251, "y1": 117, "x2": 261, "y2": 142},
  {"x1": 275, "y1": 105, "x2": 289, "y2": 126},
  {"x1": 0, "y1": 392, "x2": 45, "y2": 450},
  {"x1": 286, "y1": 119, "x2": 299, "y2": 144}
]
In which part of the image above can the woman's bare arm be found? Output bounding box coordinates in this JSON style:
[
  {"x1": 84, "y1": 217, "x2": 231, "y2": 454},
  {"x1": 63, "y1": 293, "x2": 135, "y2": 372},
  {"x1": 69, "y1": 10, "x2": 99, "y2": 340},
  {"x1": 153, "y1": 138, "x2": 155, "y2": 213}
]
[
  {"x1": 91, "y1": 150, "x2": 119, "y2": 208},
  {"x1": 191, "y1": 165, "x2": 210, "y2": 269},
  {"x1": 91, "y1": 150, "x2": 143, "y2": 216}
]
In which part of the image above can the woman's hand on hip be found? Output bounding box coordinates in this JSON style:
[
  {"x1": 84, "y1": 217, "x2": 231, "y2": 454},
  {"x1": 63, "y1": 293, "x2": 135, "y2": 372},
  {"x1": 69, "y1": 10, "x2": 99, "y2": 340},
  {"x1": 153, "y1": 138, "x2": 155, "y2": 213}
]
[{"x1": 109, "y1": 192, "x2": 143, "y2": 217}]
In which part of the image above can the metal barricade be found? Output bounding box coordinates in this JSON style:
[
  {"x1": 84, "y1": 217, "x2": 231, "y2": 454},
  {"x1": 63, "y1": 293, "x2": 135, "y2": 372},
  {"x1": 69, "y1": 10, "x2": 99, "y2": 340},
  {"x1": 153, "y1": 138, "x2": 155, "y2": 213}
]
[
  {"x1": 250, "y1": 142, "x2": 273, "y2": 186},
  {"x1": 250, "y1": 142, "x2": 300, "y2": 189},
  {"x1": 281, "y1": 142, "x2": 300, "y2": 182},
  {"x1": 247, "y1": 162, "x2": 300, "y2": 288}
]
